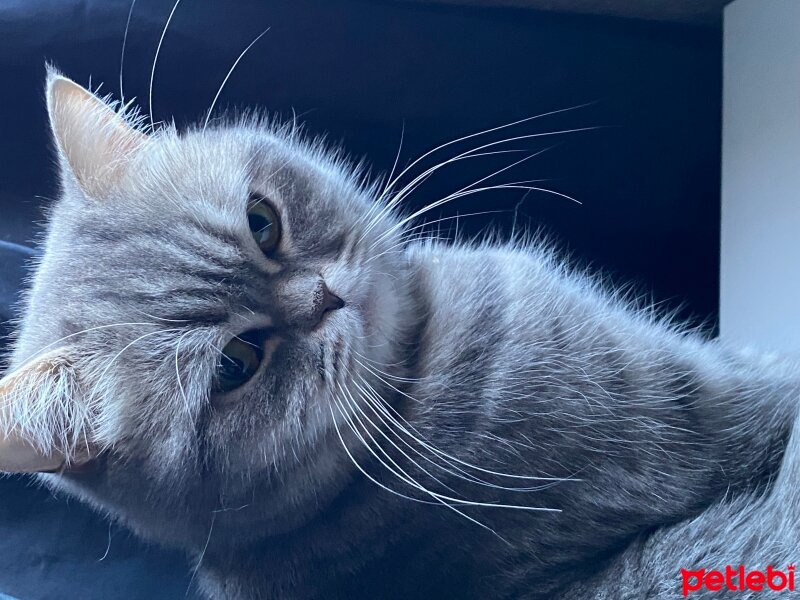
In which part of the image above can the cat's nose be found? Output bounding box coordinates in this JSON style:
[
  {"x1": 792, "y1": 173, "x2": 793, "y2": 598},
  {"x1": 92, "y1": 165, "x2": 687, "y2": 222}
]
[
  {"x1": 316, "y1": 281, "x2": 345, "y2": 324},
  {"x1": 271, "y1": 273, "x2": 345, "y2": 330}
]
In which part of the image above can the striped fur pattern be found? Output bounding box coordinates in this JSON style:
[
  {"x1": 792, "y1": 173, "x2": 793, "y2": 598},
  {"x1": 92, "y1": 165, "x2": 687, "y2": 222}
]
[{"x1": 4, "y1": 72, "x2": 800, "y2": 599}]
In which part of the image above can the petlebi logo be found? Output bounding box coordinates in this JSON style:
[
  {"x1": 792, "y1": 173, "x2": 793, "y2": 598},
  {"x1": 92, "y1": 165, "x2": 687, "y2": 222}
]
[{"x1": 681, "y1": 565, "x2": 796, "y2": 596}]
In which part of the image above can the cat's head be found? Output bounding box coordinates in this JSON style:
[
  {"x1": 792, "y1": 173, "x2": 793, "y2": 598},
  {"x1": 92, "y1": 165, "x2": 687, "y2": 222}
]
[{"x1": 0, "y1": 70, "x2": 411, "y2": 548}]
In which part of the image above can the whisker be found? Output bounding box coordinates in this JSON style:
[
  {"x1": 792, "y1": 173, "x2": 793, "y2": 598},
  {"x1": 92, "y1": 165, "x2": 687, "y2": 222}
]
[
  {"x1": 384, "y1": 122, "x2": 405, "y2": 200},
  {"x1": 175, "y1": 330, "x2": 194, "y2": 421},
  {"x1": 16, "y1": 322, "x2": 154, "y2": 367},
  {"x1": 386, "y1": 147, "x2": 549, "y2": 215},
  {"x1": 369, "y1": 144, "x2": 570, "y2": 252},
  {"x1": 203, "y1": 27, "x2": 271, "y2": 131},
  {"x1": 354, "y1": 374, "x2": 565, "y2": 493},
  {"x1": 118, "y1": 0, "x2": 138, "y2": 104},
  {"x1": 340, "y1": 381, "x2": 561, "y2": 516},
  {"x1": 359, "y1": 148, "x2": 541, "y2": 245},
  {"x1": 97, "y1": 523, "x2": 113, "y2": 562},
  {"x1": 93, "y1": 328, "x2": 182, "y2": 398},
  {"x1": 380, "y1": 101, "x2": 597, "y2": 199},
  {"x1": 355, "y1": 356, "x2": 580, "y2": 484},
  {"x1": 149, "y1": 0, "x2": 184, "y2": 128},
  {"x1": 374, "y1": 181, "x2": 578, "y2": 253},
  {"x1": 332, "y1": 390, "x2": 503, "y2": 535},
  {"x1": 341, "y1": 382, "x2": 461, "y2": 495},
  {"x1": 328, "y1": 396, "x2": 439, "y2": 507},
  {"x1": 186, "y1": 513, "x2": 216, "y2": 598}
]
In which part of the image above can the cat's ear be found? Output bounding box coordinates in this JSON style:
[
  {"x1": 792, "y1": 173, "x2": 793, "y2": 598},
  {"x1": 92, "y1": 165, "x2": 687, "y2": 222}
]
[
  {"x1": 46, "y1": 67, "x2": 147, "y2": 199},
  {"x1": 0, "y1": 350, "x2": 93, "y2": 473}
]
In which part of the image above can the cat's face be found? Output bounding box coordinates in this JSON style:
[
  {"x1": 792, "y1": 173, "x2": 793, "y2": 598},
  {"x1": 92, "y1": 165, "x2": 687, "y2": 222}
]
[{"x1": 0, "y1": 72, "x2": 409, "y2": 548}]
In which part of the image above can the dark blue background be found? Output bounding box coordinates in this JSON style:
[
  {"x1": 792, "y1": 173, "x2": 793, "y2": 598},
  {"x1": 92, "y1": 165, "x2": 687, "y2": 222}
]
[{"x1": 0, "y1": 1, "x2": 721, "y2": 598}]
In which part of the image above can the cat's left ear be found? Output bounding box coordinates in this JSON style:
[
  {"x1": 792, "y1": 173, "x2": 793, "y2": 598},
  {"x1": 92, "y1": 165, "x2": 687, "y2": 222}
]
[{"x1": 46, "y1": 67, "x2": 147, "y2": 199}]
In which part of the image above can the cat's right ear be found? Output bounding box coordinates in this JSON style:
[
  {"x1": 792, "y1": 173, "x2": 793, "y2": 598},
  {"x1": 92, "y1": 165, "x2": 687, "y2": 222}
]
[{"x1": 46, "y1": 67, "x2": 147, "y2": 199}]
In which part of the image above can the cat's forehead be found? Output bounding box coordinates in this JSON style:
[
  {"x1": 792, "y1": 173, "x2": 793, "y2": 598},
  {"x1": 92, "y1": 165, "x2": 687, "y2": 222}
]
[
  {"x1": 131, "y1": 129, "x2": 290, "y2": 204},
  {"x1": 123, "y1": 127, "x2": 362, "y2": 223}
]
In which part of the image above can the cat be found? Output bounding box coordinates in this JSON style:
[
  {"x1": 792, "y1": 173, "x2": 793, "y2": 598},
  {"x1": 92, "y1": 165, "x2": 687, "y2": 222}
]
[{"x1": 0, "y1": 67, "x2": 798, "y2": 600}]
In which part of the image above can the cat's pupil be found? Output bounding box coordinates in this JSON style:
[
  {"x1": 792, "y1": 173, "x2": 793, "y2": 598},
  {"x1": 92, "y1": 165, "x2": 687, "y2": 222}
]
[
  {"x1": 213, "y1": 331, "x2": 266, "y2": 394},
  {"x1": 248, "y1": 213, "x2": 271, "y2": 241}
]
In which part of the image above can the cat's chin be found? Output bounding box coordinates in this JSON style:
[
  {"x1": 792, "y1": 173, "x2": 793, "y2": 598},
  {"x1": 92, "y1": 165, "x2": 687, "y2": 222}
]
[
  {"x1": 40, "y1": 415, "x2": 360, "y2": 553},
  {"x1": 220, "y1": 432, "x2": 359, "y2": 540}
]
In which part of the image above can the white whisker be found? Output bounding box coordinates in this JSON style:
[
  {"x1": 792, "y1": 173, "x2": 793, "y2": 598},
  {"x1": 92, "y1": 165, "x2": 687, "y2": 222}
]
[
  {"x1": 186, "y1": 513, "x2": 215, "y2": 597},
  {"x1": 203, "y1": 27, "x2": 271, "y2": 131},
  {"x1": 380, "y1": 102, "x2": 597, "y2": 199},
  {"x1": 342, "y1": 381, "x2": 461, "y2": 495},
  {"x1": 332, "y1": 391, "x2": 503, "y2": 535},
  {"x1": 175, "y1": 330, "x2": 195, "y2": 421},
  {"x1": 355, "y1": 356, "x2": 580, "y2": 484},
  {"x1": 18, "y1": 322, "x2": 153, "y2": 366},
  {"x1": 118, "y1": 0, "x2": 138, "y2": 104},
  {"x1": 149, "y1": 0, "x2": 184, "y2": 128},
  {"x1": 354, "y1": 374, "x2": 564, "y2": 493},
  {"x1": 328, "y1": 396, "x2": 439, "y2": 507},
  {"x1": 94, "y1": 328, "x2": 181, "y2": 398}
]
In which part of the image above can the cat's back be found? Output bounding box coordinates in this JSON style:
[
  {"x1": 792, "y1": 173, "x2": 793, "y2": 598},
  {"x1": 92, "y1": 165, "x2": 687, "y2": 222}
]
[
  {"x1": 403, "y1": 238, "x2": 669, "y2": 363},
  {"x1": 402, "y1": 240, "x2": 568, "y2": 389}
]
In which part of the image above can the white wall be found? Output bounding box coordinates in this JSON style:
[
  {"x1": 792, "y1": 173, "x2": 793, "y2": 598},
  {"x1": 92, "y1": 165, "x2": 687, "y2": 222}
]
[{"x1": 721, "y1": 0, "x2": 800, "y2": 354}]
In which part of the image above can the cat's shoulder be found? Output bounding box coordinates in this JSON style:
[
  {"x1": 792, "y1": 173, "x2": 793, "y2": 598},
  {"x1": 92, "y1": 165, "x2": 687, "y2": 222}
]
[{"x1": 404, "y1": 237, "x2": 561, "y2": 275}]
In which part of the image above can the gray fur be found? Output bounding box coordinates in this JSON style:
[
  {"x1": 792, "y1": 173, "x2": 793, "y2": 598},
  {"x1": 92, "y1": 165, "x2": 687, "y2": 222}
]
[{"x1": 3, "y1": 71, "x2": 800, "y2": 599}]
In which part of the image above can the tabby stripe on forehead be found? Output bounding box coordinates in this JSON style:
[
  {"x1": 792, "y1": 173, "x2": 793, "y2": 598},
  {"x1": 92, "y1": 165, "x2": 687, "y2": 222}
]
[
  {"x1": 187, "y1": 228, "x2": 243, "y2": 252},
  {"x1": 164, "y1": 230, "x2": 246, "y2": 271},
  {"x1": 77, "y1": 222, "x2": 245, "y2": 269},
  {"x1": 162, "y1": 308, "x2": 231, "y2": 326},
  {"x1": 127, "y1": 288, "x2": 228, "y2": 303},
  {"x1": 168, "y1": 265, "x2": 236, "y2": 286},
  {"x1": 94, "y1": 289, "x2": 229, "y2": 324}
]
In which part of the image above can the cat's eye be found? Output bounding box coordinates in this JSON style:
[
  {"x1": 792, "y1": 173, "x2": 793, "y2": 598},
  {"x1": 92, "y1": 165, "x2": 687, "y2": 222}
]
[
  {"x1": 247, "y1": 195, "x2": 281, "y2": 253},
  {"x1": 213, "y1": 330, "x2": 265, "y2": 394}
]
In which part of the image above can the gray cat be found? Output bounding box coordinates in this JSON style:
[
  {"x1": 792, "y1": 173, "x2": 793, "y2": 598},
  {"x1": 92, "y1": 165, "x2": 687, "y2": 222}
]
[{"x1": 0, "y1": 69, "x2": 798, "y2": 599}]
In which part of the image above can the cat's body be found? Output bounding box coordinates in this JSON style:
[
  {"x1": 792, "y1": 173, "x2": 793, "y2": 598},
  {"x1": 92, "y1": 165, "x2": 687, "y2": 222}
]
[
  {"x1": 0, "y1": 71, "x2": 797, "y2": 599},
  {"x1": 196, "y1": 243, "x2": 800, "y2": 599}
]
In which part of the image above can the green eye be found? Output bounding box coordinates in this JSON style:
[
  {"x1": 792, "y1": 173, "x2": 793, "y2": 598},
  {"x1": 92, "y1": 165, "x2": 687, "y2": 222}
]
[
  {"x1": 247, "y1": 195, "x2": 281, "y2": 253},
  {"x1": 213, "y1": 330, "x2": 265, "y2": 394}
]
